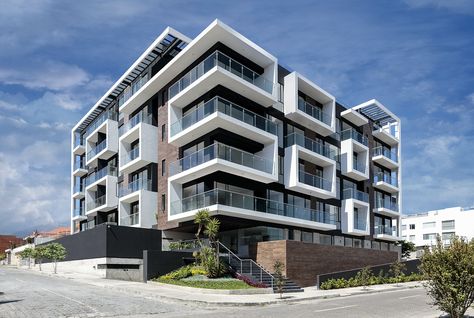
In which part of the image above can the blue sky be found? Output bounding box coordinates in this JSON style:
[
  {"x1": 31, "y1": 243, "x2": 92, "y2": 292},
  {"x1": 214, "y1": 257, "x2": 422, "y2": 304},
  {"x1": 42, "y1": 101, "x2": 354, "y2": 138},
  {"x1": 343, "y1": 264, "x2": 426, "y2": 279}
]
[{"x1": 0, "y1": 0, "x2": 473, "y2": 235}]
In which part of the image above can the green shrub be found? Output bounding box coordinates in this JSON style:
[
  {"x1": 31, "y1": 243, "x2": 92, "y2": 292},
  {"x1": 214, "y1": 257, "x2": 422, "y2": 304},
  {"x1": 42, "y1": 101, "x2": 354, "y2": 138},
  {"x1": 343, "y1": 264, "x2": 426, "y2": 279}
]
[
  {"x1": 190, "y1": 266, "x2": 207, "y2": 276},
  {"x1": 161, "y1": 265, "x2": 193, "y2": 280},
  {"x1": 319, "y1": 272, "x2": 423, "y2": 290}
]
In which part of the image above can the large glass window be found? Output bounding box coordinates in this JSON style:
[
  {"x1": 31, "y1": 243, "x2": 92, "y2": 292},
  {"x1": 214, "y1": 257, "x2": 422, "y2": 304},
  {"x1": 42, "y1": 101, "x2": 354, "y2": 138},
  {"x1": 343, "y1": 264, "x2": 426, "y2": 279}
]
[
  {"x1": 442, "y1": 220, "x2": 455, "y2": 231},
  {"x1": 423, "y1": 222, "x2": 436, "y2": 229},
  {"x1": 423, "y1": 233, "x2": 437, "y2": 240}
]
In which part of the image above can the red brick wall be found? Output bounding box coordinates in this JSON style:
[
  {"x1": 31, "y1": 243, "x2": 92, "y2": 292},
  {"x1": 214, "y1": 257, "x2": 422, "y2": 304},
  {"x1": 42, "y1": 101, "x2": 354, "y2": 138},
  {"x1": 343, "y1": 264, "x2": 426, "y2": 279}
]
[{"x1": 254, "y1": 240, "x2": 399, "y2": 287}]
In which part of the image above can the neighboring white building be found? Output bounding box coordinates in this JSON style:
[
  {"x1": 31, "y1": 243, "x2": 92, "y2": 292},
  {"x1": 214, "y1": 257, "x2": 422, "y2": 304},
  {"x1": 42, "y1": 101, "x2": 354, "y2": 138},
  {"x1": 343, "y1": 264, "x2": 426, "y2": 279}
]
[{"x1": 401, "y1": 206, "x2": 474, "y2": 257}]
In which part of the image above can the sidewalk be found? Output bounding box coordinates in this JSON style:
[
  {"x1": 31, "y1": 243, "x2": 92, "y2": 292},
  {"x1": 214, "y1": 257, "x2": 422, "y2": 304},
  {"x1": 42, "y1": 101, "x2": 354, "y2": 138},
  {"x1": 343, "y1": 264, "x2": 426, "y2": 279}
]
[{"x1": 16, "y1": 266, "x2": 424, "y2": 306}]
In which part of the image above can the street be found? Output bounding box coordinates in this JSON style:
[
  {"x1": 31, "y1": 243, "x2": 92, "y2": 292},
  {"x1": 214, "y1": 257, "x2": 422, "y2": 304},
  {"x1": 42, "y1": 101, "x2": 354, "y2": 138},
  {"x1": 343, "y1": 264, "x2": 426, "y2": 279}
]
[{"x1": 0, "y1": 266, "x2": 458, "y2": 317}]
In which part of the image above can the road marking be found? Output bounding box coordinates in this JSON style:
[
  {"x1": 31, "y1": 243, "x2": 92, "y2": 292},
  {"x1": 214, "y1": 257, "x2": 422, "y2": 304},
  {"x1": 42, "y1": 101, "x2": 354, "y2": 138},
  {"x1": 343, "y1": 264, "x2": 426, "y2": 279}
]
[
  {"x1": 399, "y1": 295, "x2": 421, "y2": 300},
  {"x1": 314, "y1": 305, "x2": 358, "y2": 313},
  {"x1": 41, "y1": 288, "x2": 99, "y2": 313}
]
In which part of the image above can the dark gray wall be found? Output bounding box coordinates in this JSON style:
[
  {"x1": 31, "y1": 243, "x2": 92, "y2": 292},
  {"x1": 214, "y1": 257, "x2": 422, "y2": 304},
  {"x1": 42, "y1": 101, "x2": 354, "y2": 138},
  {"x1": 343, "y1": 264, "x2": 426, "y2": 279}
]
[{"x1": 143, "y1": 250, "x2": 193, "y2": 281}]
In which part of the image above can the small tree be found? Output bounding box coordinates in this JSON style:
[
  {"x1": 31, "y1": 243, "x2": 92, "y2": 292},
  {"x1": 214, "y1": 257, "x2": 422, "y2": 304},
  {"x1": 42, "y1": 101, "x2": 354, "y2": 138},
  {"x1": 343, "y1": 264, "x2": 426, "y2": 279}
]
[
  {"x1": 397, "y1": 240, "x2": 416, "y2": 259},
  {"x1": 44, "y1": 243, "x2": 67, "y2": 274},
  {"x1": 420, "y1": 236, "x2": 474, "y2": 318},
  {"x1": 32, "y1": 246, "x2": 48, "y2": 271},
  {"x1": 389, "y1": 260, "x2": 407, "y2": 286},
  {"x1": 273, "y1": 260, "x2": 285, "y2": 299},
  {"x1": 194, "y1": 209, "x2": 210, "y2": 246},
  {"x1": 355, "y1": 266, "x2": 372, "y2": 290},
  {"x1": 18, "y1": 247, "x2": 34, "y2": 269}
]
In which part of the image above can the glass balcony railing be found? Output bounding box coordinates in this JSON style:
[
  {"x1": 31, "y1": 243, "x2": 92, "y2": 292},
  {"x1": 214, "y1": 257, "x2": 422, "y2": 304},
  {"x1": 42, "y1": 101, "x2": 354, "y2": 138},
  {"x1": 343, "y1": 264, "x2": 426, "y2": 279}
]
[
  {"x1": 73, "y1": 183, "x2": 84, "y2": 194},
  {"x1": 285, "y1": 133, "x2": 338, "y2": 161},
  {"x1": 118, "y1": 178, "x2": 152, "y2": 197},
  {"x1": 343, "y1": 188, "x2": 369, "y2": 203},
  {"x1": 74, "y1": 136, "x2": 84, "y2": 148},
  {"x1": 298, "y1": 170, "x2": 332, "y2": 192},
  {"x1": 373, "y1": 146, "x2": 398, "y2": 163},
  {"x1": 121, "y1": 212, "x2": 139, "y2": 226},
  {"x1": 87, "y1": 195, "x2": 106, "y2": 211},
  {"x1": 87, "y1": 139, "x2": 107, "y2": 160},
  {"x1": 354, "y1": 218, "x2": 367, "y2": 231},
  {"x1": 84, "y1": 110, "x2": 118, "y2": 139},
  {"x1": 170, "y1": 96, "x2": 278, "y2": 136},
  {"x1": 341, "y1": 128, "x2": 368, "y2": 146},
  {"x1": 73, "y1": 206, "x2": 85, "y2": 217},
  {"x1": 85, "y1": 166, "x2": 117, "y2": 187},
  {"x1": 375, "y1": 198, "x2": 399, "y2": 212},
  {"x1": 373, "y1": 123, "x2": 398, "y2": 139},
  {"x1": 118, "y1": 75, "x2": 149, "y2": 108},
  {"x1": 169, "y1": 51, "x2": 273, "y2": 99},
  {"x1": 374, "y1": 172, "x2": 398, "y2": 188},
  {"x1": 73, "y1": 160, "x2": 85, "y2": 171},
  {"x1": 119, "y1": 111, "x2": 153, "y2": 136},
  {"x1": 169, "y1": 143, "x2": 273, "y2": 176},
  {"x1": 121, "y1": 147, "x2": 140, "y2": 166},
  {"x1": 171, "y1": 188, "x2": 338, "y2": 226},
  {"x1": 353, "y1": 160, "x2": 367, "y2": 174},
  {"x1": 375, "y1": 225, "x2": 397, "y2": 236},
  {"x1": 297, "y1": 98, "x2": 332, "y2": 126}
]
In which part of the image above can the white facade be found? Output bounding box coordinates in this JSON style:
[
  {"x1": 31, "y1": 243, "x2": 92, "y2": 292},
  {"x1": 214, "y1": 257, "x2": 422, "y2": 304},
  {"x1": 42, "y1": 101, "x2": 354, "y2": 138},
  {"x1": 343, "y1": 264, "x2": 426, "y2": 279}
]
[{"x1": 401, "y1": 207, "x2": 474, "y2": 251}]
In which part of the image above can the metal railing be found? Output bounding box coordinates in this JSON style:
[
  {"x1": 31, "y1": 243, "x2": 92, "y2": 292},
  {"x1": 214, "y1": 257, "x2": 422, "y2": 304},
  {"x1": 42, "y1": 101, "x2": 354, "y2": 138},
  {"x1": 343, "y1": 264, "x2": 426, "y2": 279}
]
[
  {"x1": 341, "y1": 128, "x2": 368, "y2": 146},
  {"x1": 121, "y1": 147, "x2": 140, "y2": 166},
  {"x1": 121, "y1": 212, "x2": 139, "y2": 226},
  {"x1": 118, "y1": 178, "x2": 152, "y2": 197},
  {"x1": 85, "y1": 165, "x2": 117, "y2": 187},
  {"x1": 298, "y1": 170, "x2": 332, "y2": 192},
  {"x1": 375, "y1": 198, "x2": 399, "y2": 212},
  {"x1": 169, "y1": 50, "x2": 273, "y2": 99},
  {"x1": 118, "y1": 75, "x2": 149, "y2": 107},
  {"x1": 170, "y1": 96, "x2": 278, "y2": 136},
  {"x1": 343, "y1": 188, "x2": 369, "y2": 203},
  {"x1": 170, "y1": 189, "x2": 338, "y2": 225},
  {"x1": 297, "y1": 98, "x2": 332, "y2": 126},
  {"x1": 373, "y1": 146, "x2": 398, "y2": 163},
  {"x1": 285, "y1": 133, "x2": 338, "y2": 161},
  {"x1": 375, "y1": 225, "x2": 397, "y2": 236},
  {"x1": 119, "y1": 111, "x2": 153, "y2": 136},
  {"x1": 374, "y1": 172, "x2": 398, "y2": 187},
  {"x1": 87, "y1": 139, "x2": 107, "y2": 160},
  {"x1": 87, "y1": 195, "x2": 106, "y2": 211},
  {"x1": 169, "y1": 143, "x2": 273, "y2": 176}
]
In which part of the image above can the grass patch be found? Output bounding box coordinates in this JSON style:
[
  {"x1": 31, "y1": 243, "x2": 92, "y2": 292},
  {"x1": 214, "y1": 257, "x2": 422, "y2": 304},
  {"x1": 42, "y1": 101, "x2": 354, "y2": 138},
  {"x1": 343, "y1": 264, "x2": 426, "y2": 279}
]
[{"x1": 155, "y1": 277, "x2": 255, "y2": 290}]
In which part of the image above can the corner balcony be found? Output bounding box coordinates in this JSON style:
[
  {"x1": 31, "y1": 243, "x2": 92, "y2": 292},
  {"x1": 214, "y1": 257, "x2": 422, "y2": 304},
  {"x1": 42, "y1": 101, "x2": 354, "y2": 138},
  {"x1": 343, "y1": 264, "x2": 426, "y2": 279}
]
[
  {"x1": 341, "y1": 189, "x2": 370, "y2": 236},
  {"x1": 374, "y1": 198, "x2": 400, "y2": 218},
  {"x1": 119, "y1": 115, "x2": 158, "y2": 174},
  {"x1": 373, "y1": 173, "x2": 399, "y2": 194},
  {"x1": 169, "y1": 96, "x2": 278, "y2": 147},
  {"x1": 283, "y1": 72, "x2": 335, "y2": 136},
  {"x1": 373, "y1": 124, "x2": 399, "y2": 146},
  {"x1": 284, "y1": 133, "x2": 337, "y2": 199},
  {"x1": 168, "y1": 50, "x2": 276, "y2": 109},
  {"x1": 374, "y1": 225, "x2": 400, "y2": 241},
  {"x1": 72, "y1": 183, "x2": 85, "y2": 199},
  {"x1": 85, "y1": 116, "x2": 118, "y2": 167},
  {"x1": 118, "y1": 179, "x2": 157, "y2": 228},
  {"x1": 72, "y1": 205, "x2": 86, "y2": 221},
  {"x1": 85, "y1": 166, "x2": 118, "y2": 190},
  {"x1": 340, "y1": 129, "x2": 369, "y2": 181},
  {"x1": 372, "y1": 146, "x2": 398, "y2": 169},
  {"x1": 72, "y1": 160, "x2": 87, "y2": 177},
  {"x1": 169, "y1": 142, "x2": 277, "y2": 185},
  {"x1": 169, "y1": 188, "x2": 338, "y2": 231}
]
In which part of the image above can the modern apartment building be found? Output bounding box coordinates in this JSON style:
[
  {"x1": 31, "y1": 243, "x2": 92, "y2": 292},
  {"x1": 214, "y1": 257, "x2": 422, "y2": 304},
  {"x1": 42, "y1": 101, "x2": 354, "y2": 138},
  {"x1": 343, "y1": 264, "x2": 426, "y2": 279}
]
[
  {"x1": 71, "y1": 20, "x2": 402, "y2": 260},
  {"x1": 401, "y1": 207, "x2": 474, "y2": 256}
]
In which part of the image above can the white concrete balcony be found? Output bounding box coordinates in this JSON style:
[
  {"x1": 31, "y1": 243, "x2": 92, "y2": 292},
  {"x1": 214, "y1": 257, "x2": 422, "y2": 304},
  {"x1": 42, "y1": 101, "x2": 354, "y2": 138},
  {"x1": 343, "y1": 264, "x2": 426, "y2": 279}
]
[
  {"x1": 373, "y1": 172, "x2": 399, "y2": 193},
  {"x1": 85, "y1": 166, "x2": 118, "y2": 190},
  {"x1": 169, "y1": 96, "x2": 278, "y2": 147},
  {"x1": 118, "y1": 179, "x2": 157, "y2": 228},
  {"x1": 374, "y1": 225, "x2": 400, "y2": 241},
  {"x1": 72, "y1": 183, "x2": 85, "y2": 200},
  {"x1": 284, "y1": 133, "x2": 337, "y2": 199},
  {"x1": 72, "y1": 160, "x2": 87, "y2": 177},
  {"x1": 72, "y1": 204, "x2": 86, "y2": 221},
  {"x1": 86, "y1": 185, "x2": 118, "y2": 214},
  {"x1": 168, "y1": 51, "x2": 276, "y2": 109},
  {"x1": 168, "y1": 188, "x2": 338, "y2": 231},
  {"x1": 340, "y1": 108, "x2": 369, "y2": 126},
  {"x1": 169, "y1": 142, "x2": 277, "y2": 185},
  {"x1": 283, "y1": 72, "x2": 336, "y2": 136},
  {"x1": 340, "y1": 129, "x2": 369, "y2": 181},
  {"x1": 373, "y1": 123, "x2": 399, "y2": 146},
  {"x1": 85, "y1": 119, "x2": 118, "y2": 167},
  {"x1": 119, "y1": 115, "x2": 158, "y2": 174},
  {"x1": 73, "y1": 143, "x2": 85, "y2": 156},
  {"x1": 374, "y1": 198, "x2": 400, "y2": 218},
  {"x1": 372, "y1": 146, "x2": 399, "y2": 169},
  {"x1": 341, "y1": 189, "x2": 370, "y2": 236}
]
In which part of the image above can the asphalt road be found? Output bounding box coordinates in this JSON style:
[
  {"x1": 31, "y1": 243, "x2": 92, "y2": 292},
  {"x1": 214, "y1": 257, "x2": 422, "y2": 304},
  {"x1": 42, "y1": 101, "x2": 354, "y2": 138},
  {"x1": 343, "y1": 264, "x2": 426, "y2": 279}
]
[{"x1": 1, "y1": 266, "x2": 469, "y2": 318}]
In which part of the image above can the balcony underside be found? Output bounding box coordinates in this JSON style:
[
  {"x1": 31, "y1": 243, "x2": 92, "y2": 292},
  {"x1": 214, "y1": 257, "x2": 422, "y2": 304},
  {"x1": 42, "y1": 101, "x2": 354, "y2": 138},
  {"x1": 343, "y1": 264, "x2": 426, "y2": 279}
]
[
  {"x1": 342, "y1": 169, "x2": 369, "y2": 181},
  {"x1": 73, "y1": 145, "x2": 85, "y2": 156},
  {"x1": 285, "y1": 111, "x2": 334, "y2": 137},
  {"x1": 73, "y1": 168, "x2": 88, "y2": 177},
  {"x1": 340, "y1": 109, "x2": 369, "y2": 126},
  {"x1": 373, "y1": 181, "x2": 399, "y2": 194},
  {"x1": 372, "y1": 155, "x2": 398, "y2": 169},
  {"x1": 373, "y1": 130, "x2": 399, "y2": 146},
  {"x1": 374, "y1": 233, "x2": 400, "y2": 242},
  {"x1": 373, "y1": 207, "x2": 400, "y2": 218},
  {"x1": 120, "y1": 157, "x2": 155, "y2": 175}
]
